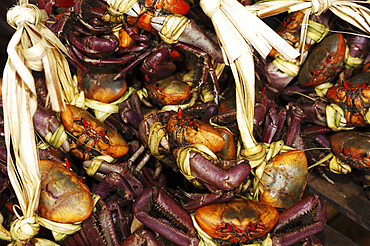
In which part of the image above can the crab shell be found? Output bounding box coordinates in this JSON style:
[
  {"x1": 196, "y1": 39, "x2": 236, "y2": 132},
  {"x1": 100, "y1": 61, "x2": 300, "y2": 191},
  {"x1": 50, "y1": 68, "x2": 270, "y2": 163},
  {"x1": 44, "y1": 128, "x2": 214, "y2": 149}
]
[
  {"x1": 61, "y1": 104, "x2": 129, "y2": 160},
  {"x1": 259, "y1": 150, "x2": 308, "y2": 209},
  {"x1": 326, "y1": 72, "x2": 370, "y2": 127},
  {"x1": 298, "y1": 33, "x2": 346, "y2": 87},
  {"x1": 38, "y1": 159, "x2": 93, "y2": 223},
  {"x1": 167, "y1": 112, "x2": 225, "y2": 153},
  {"x1": 269, "y1": 11, "x2": 305, "y2": 57},
  {"x1": 146, "y1": 76, "x2": 191, "y2": 106},
  {"x1": 194, "y1": 199, "x2": 279, "y2": 244},
  {"x1": 77, "y1": 67, "x2": 128, "y2": 103},
  {"x1": 330, "y1": 131, "x2": 370, "y2": 172}
]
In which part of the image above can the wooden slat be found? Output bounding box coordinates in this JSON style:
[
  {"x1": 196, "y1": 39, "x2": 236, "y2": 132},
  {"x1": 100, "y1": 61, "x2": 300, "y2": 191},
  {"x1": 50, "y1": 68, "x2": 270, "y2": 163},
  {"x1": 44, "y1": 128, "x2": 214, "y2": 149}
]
[
  {"x1": 316, "y1": 225, "x2": 359, "y2": 246},
  {"x1": 307, "y1": 171, "x2": 370, "y2": 231}
]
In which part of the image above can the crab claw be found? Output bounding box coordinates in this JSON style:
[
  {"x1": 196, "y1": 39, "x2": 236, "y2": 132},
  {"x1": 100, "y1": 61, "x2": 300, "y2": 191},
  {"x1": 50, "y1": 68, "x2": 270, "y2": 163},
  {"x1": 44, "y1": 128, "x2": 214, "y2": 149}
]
[
  {"x1": 272, "y1": 194, "x2": 327, "y2": 246},
  {"x1": 133, "y1": 186, "x2": 199, "y2": 246},
  {"x1": 93, "y1": 172, "x2": 134, "y2": 202},
  {"x1": 33, "y1": 105, "x2": 70, "y2": 153},
  {"x1": 176, "y1": 145, "x2": 251, "y2": 192},
  {"x1": 124, "y1": 2, "x2": 141, "y2": 17},
  {"x1": 139, "y1": 113, "x2": 171, "y2": 151},
  {"x1": 151, "y1": 15, "x2": 224, "y2": 63},
  {"x1": 150, "y1": 17, "x2": 166, "y2": 34},
  {"x1": 123, "y1": 229, "x2": 164, "y2": 246}
]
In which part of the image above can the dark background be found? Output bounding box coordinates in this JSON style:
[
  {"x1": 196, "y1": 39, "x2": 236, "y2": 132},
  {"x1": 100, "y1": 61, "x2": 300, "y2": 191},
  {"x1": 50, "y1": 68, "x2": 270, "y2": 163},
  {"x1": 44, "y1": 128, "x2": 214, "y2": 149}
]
[
  {"x1": 0, "y1": 0, "x2": 16, "y2": 75},
  {"x1": 0, "y1": 0, "x2": 39, "y2": 75}
]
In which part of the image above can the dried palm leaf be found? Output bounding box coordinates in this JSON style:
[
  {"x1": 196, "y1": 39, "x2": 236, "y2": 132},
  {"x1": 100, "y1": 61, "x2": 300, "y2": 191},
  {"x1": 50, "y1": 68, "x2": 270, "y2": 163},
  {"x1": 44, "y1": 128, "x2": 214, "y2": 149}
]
[
  {"x1": 1, "y1": 1, "x2": 79, "y2": 244},
  {"x1": 199, "y1": 0, "x2": 299, "y2": 165},
  {"x1": 248, "y1": 0, "x2": 370, "y2": 61}
]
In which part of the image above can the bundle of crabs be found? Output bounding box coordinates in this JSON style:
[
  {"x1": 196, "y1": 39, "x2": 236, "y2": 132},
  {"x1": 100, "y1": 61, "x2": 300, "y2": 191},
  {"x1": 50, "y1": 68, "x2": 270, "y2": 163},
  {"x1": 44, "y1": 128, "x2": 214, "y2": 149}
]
[{"x1": 1, "y1": 0, "x2": 370, "y2": 245}]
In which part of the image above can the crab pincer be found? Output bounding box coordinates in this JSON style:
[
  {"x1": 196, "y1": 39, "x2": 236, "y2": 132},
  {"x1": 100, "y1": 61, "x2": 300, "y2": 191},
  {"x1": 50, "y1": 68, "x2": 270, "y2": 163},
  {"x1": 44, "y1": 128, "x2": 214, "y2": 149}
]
[
  {"x1": 33, "y1": 105, "x2": 70, "y2": 153},
  {"x1": 133, "y1": 186, "x2": 200, "y2": 246}
]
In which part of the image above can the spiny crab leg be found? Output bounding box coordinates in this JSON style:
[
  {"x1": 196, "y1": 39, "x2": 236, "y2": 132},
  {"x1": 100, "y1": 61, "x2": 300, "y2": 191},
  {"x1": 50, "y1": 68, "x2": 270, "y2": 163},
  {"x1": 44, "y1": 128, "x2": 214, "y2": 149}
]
[
  {"x1": 272, "y1": 194, "x2": 327, "y2": 246},
  {"x1": 133, "y1": 186, "x2": 200, "y2": 246}
]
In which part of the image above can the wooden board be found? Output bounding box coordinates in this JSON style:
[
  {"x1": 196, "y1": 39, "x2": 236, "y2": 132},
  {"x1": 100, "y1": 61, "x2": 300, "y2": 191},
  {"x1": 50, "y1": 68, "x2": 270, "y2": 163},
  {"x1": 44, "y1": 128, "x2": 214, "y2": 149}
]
[
  {"x1": 307, "y1": 171, "x2": 370, "y2": 231},
  {"x1": 316, "y1": 225, "x2": 359, "y2": 246}
]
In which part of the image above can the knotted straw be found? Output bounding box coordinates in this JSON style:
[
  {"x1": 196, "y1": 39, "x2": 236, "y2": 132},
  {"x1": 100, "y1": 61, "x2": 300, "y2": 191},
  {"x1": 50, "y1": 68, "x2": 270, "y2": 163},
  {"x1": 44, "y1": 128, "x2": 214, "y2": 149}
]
[
  {"x1": 105, "y1": 0, "x2": 137, "y2": 17},
  {"x1": 157, "y1": 15, "x2": 189, "y2": 45},
  {"x1": 199, "y1": 0, "x2": 299, "y2": 168},
  {"x1": 248, "y1": 0, "x2": 370, "y2": 59},
  {"x1": 2, "y1": 1, "x2": 77, "y2": 244},
  {"x1": 176, "y1": 144, "x2": 218, "y2": 188}
]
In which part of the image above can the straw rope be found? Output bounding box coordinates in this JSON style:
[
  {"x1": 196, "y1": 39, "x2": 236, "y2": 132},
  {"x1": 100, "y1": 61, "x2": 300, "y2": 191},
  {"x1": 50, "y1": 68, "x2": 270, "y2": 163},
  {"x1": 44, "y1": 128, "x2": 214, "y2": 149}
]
[
  {"x1": 199, "y1": 0, "x2": 300, "y2": 169},
  {"x1": 2, "y1": 1, "x2": 80, "y2": 244},
  {"x1": 249, "y1": 0, "x2": 370, "y2": 41},
  {"x1": 158, "y1": 15, "x2": 189, "y2": 44},
  {"x1": 176, "y1": 144, "x2": 218, "y2": 188},
  {"x1": 105, "y1": 0, "x2": 137, "y2": 17},
  {"x1": 85, "y1": 155, "x2": 115, "y2": 177}
]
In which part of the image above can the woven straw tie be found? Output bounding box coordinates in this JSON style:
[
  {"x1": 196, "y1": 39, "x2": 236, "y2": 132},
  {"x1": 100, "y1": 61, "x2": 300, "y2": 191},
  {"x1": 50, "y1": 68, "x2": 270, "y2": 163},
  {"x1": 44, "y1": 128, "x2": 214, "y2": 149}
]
[
  {"x1": 7, "y1": 4, "x2": 43, "y2": 28},
  {"x1": 311, "y1": 0, "x2": 332, "y2": 15}
]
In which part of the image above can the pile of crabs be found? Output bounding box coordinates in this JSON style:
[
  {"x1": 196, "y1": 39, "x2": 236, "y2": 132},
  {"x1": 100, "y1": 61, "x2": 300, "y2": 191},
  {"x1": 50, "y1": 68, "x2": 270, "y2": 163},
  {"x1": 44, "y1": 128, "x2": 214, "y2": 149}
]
[{"x1": 1, "y1": 0, "x2": 370, "y2": 245}]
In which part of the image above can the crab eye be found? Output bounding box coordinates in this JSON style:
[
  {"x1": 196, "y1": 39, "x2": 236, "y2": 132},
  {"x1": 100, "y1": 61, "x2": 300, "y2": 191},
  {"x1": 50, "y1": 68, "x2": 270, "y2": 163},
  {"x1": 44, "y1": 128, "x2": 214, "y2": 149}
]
[
  {"x1": 343, "y1": 146, "x2": 349, "y2": 155},
  {"x1": 361, "y1": 153, "x2": 368, "y2": 159},
  {"x1": 100, "y1": 129, "x2": 107, "y2": 138},
  {"x1": 343, "y1": 80, "x2": 349, "y2": 89},
  {"x1": 177, "y1": 108, "x2": 183, "y2": 118},
  {"x1": 81, "y1": 117, "x2": 88, "y2": 127},
  {"x1": 326, "y1": 55, "x2": 331, "y2": 63},
  {"x1": 361, "y1": 81, "x2": 368, "y2": 89},
  {"x1": 310, "y1": 70, "x2": 319, "y2": 76},
  {"x1": 249, "y1": 224, "x2": 256, "y2": 231},
  {"x1": 189, "y1": 117, "x2": 194, "y2": 125}
]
